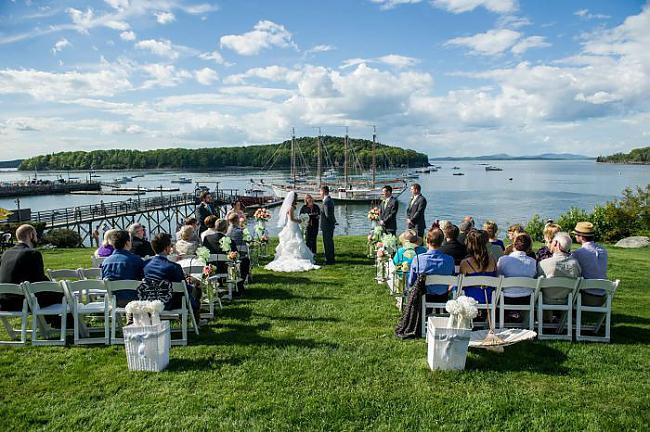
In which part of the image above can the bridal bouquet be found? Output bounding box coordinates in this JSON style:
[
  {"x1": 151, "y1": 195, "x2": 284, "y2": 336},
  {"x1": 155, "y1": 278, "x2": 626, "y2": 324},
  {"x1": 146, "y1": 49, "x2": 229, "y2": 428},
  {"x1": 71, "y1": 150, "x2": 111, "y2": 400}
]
[{"x1": 299, "y1": 213, "x2": 310, "y2": 235}]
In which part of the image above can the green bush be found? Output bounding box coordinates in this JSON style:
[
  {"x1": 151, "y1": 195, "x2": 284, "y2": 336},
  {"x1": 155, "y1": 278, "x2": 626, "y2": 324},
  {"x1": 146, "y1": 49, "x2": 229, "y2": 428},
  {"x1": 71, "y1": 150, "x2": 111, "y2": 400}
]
[
  {"x1": 42, "y1": 229, "x2": 82, "y2": 248},
  {"x1": 557, "y1": 207, "x2": 592, "y2": 238},
  {"x1": 0, "y1": 222, "x2": 46, "y2": 238},
  {"x1": 591, "y1": 202, "x2": 635, "y2": 243},
  {"x1": 525, "y1": 214, "x2": 545, "y2": 242}
]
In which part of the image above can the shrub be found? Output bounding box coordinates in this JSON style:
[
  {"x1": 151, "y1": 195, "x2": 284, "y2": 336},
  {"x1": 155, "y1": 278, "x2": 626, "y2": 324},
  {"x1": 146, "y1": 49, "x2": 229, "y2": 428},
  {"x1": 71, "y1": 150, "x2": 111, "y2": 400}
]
[
  {"x1": 591, "y1": 202, "x2": 635, "y2": 243},
  {"x1": 42, "y1": 229, "x2": 82, "y2": 248},
  {"x1": 557, "y1": 207, "x2": 592, "y2": 238},
  {"x1": 0, "y1": 222, "x2": 46, "y2": 238},
  {"x1": 525, "y1": 214, "x2": 545, "y2": 242}
]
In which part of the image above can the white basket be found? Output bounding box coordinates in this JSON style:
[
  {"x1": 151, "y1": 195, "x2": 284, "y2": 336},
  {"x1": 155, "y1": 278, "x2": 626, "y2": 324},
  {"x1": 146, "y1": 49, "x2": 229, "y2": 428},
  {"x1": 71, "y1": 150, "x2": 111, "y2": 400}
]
[
  {"x1": 427, "y1": 317, "x2": 471, "y2": 371},
  {"x1": 123, "y1": 321, "x2": 171, "y2": 372}
]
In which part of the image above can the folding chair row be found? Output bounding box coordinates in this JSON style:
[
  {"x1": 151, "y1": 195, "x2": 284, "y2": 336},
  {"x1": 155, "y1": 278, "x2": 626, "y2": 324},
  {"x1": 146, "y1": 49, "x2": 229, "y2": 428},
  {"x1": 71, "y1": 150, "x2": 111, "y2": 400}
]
[{"x1": 47, "y1": 268, "x2": 102, "y2": 281}]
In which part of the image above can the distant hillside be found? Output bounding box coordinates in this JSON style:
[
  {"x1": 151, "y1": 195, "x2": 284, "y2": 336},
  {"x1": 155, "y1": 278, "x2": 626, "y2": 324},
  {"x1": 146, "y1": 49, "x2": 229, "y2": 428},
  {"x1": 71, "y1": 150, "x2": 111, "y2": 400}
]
[
  {"x1": 18, "y1": 136, "x2": 429, "y2": 171},
  {"x1": 429, "y1": 153, "x2": 591, "y2": 161},
  {"x1": 0, "y1": 159, "x2": 22, "y2": 168},
  {"x1": 597, "y1": 147, "x2": 650, "y2": 165}
]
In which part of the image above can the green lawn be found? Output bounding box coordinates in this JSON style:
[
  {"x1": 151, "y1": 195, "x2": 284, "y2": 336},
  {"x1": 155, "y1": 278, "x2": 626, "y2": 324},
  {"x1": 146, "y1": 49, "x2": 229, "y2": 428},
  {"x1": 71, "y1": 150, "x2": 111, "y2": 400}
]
[{"x1": 1, "y1": 237, "x2": 649, "y2": 431}]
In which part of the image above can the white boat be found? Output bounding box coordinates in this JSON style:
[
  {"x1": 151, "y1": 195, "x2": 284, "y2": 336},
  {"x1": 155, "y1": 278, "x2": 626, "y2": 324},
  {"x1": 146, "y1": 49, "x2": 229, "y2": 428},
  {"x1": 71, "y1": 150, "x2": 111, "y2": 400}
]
[{"x1": 171, "y1": 177, "x2": 192, "y2": 184}]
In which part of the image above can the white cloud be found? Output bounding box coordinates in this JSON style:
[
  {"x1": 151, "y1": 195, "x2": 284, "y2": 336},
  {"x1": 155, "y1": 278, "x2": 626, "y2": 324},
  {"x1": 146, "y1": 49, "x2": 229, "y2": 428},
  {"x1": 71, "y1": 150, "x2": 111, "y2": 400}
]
[
  {"x1": 511, "y1": 35, "x2": 550, "y2": 55},
  {"x1": 446, "y1": 29, "x2": 521, "y2": 55},
  {"x1": 432, "y1": 0, "x2": 518, "y2": 14},
  {"x1": 223, "y1": 65, "x2": 293, "y2": 85},
  {"x1": 370, "y1": 0, "x2": 422, "y2": 10},
  {"x1": 199, "y1": 50, "x2": 227, "y2": 64},
  {"x1": 220, "y1": 20, "x2": 297, "y2": 56},
  {"x1": 342, "y1": 54, "x2": 420, "y2": 69},
  {"x1": 66, "y1": 7, "x2": 95, "y2": 33},
  {"x1": 575, "y1": 9, "x2": 611, "y2": 20},
  {"x1": 155, "y1": 11, "x2": 175, "y2": 24},
  {"x1": 182, "y1": 3, "x2": 220, "y2": 14},
  {"x1": 140, "y1": 63, "x2": 192, "y2": 88},
  {"x1": 305, "y1": 44, "x2": 336, "y2": 55},
  {"x1": 135, "y1": 39, "x2": 179, "y2": 59},
  {"x1": 104, "y1": 0, "x2": 130, "y2": 11},
  {"x1": 51, "y1": 38, "x2": 70, "y2": 54},
  {"x1": 195, "y1": 67, "x2": 219, "y2": 85},
  {"x1": 120, "y1": 30, "x2": 136, "y2": 41}
]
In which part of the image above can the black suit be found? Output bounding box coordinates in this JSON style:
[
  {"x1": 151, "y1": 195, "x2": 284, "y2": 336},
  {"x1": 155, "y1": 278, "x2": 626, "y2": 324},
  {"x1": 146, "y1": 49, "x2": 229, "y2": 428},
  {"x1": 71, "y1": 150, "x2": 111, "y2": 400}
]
[
  {"x1": 379, "y1": 196, "x2": 398, "y2": 235},
  {"x1": 300, "y1": 203, "x2": 320, "y2": 254},
  {"x1": 196, "y1": 202, "x2": 216, "y2": 234},
  {"x1": 406, "y1": 194, "x2": 427, "y2": 238},
  {"x1": 439, "y1": 239, "x2": 467, "y2": 265},
  {"x1": 131, "y1": 236, "x2": 154, "y2": 258},
  {"x1": 202, "y1": 232, "x2": 238, "y2": 274},
  {"x1": 320, "y1": 196, "x2": 336, "y2": 264},
  {"x1": 0, "y1": 243, "x2": 60, "y2": 311}
]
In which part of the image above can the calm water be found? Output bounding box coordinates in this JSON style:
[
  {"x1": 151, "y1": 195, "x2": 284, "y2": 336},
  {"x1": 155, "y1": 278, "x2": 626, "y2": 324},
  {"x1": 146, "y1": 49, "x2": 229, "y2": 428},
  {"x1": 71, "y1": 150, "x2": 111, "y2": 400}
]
[{"x1": 1, "y1": 160, "x2": 648, "y2": 238}]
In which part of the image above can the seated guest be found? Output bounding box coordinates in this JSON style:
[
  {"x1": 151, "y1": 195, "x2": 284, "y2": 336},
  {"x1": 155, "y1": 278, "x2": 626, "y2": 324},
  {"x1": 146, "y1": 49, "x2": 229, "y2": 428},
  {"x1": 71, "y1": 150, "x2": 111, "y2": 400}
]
[
  {"x1": 439, "y1": 224, "x2": 467, "y2": 265},
  {"x1": 174, "y1": 225, "x2": 198, "y2": 256},
  {"x1": 226, "y1": 200, "x2": 246, "y2": 226},
  {"x1": 144, "y1": 233, "x2": 201, "y2": 320},
  {"x1": 504, "y1": 224, "x2": 536, "y2": 258},
  {"x1": 572, "y1": 221, "x2": 609, "y2": 306},
  {"x1": 408, "y1": 228, "x2": 455, "y2": 302},
  {"x1": 200, "y1": 215, "x2": 219, "y2": 243},
  {"x1": 497, "y1": 233, "x2": 538, "y2": 318},
  {"x1": 483, "y1": 220, "x2": 505, "y2": 251},
  {"x1": 457, "y1": 218, "x2": 474, "y2": 245},
  {"x1": 226, "y1": 212, "x2": 250, "y2": 294},
  {"x1": 95, "y1": 229, "x2": 117, "y2": 257},
  {"x1": 538, "y1": 232, "x2": 581, "y2": 278},
  {"x1": 176, "y1": 217, "x2": 200, "y2": 243},
  {"x1": 203, "y1": 218, "x2": 238, "y2": 275},
  {"x1": 393, "y1": 230, "x2": 427, "y2": 273},
  {"x1": 0, "y1": 224, "x2": 61, "y2": 314},
  {"x1": 536, "y1": 222, "x2": 562, "y2": 262},
  {"x1": 101, "y1": 230, "x2": 144, "y2": 307},
  {"x1": 459, "y1": 230, "x2": 498, "y2": 305},
  {"x1": 128, "y1": 223, "x2": 154, "y2": 258}
]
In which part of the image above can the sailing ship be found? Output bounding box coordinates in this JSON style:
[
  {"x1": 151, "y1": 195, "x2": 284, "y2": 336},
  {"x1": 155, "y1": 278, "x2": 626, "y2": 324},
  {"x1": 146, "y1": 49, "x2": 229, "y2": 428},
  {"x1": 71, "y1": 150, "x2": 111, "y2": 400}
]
[{"x1": 264, "y1": 127, "x2": 408, "y2": 203}]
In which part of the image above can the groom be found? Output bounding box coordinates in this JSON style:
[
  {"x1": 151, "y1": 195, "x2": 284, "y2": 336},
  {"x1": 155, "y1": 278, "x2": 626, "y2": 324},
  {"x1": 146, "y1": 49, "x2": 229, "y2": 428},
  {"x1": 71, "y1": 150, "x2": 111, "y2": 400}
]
[{"x1": 319, "y1": 185, "x2": 336, "y2": 265}]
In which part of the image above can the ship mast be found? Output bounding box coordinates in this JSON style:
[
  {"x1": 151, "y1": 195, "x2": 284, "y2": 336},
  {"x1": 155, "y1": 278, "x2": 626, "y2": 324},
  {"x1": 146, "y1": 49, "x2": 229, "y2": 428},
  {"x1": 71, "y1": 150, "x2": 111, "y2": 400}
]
[
  {"x1": 317, "y1": 127, "x2": 322, "y2": 188},
  {"x1": 344, "y1": 126, "x2": 349, "y2": 187},
  {"x1": 371, "y1": 125, "x2": 376, "y2": 188},
  {"x1": 291, "y1": 127, "x2": 296, "y2": 186}
]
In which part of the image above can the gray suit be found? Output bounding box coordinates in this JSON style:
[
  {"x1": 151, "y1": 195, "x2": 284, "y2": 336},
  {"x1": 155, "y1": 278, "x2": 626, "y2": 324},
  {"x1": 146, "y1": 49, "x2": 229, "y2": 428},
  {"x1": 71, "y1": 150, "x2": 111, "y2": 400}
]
[
  {"x1": 406, "y1": 194, "x2": 427, "y2": 238},
  {"x1": 379, "y1": 196, "x2": 398, "y2": 235},
  {"x1": 320, "y1": 195, "x2": 336, "y2": 264}
]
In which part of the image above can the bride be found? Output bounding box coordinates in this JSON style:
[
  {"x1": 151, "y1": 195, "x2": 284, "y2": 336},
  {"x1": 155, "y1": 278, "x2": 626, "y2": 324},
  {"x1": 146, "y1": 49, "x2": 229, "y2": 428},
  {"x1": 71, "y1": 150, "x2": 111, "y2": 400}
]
[{"x1": 264, "y1": 191, "x2": 321, "y2": 272}]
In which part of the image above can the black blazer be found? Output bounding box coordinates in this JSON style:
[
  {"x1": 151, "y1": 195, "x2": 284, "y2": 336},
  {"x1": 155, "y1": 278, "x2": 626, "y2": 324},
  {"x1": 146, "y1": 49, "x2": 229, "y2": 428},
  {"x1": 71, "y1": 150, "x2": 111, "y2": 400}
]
[
  {"x1": 0, "y1": 243, "x2": 60, "y2": 310},
  {"x1": 202, "y1": 232, "x2": 238, "y2": 255},
  {"x1": 379, "y1": 196, "x2": 398, "y2": 233},
  {"x1": 196, "y1": 202, "x2": 216, "y2": 233},
  {"x1": 406, "y1": 194, "x2": 427, "y2": 233},
  {"x1": 320, "y1": 196, "x2": 336, "y2": 231},
  {"x1": 439, "y1": 240, "x2": 467, "y2": 265},
  {"x1": 131, "y1": 236, "x2": 155, "y2": 258}
]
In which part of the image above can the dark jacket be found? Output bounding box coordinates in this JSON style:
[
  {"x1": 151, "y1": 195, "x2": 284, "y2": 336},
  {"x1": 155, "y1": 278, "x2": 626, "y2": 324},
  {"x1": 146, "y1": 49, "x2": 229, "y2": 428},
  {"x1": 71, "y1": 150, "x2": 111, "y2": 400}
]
[
  {"x1": 320, "y1": 196, "x2": 336, "y2": 231},
  {"x1": 406, "y1": 194, "x2": 427, "y2": 234},
  {"x1": 379, "y1": 195, "x2": 398, "y2": 234},
  {"x1": 0, "y1": 243, "x2": 58, "y2": 310},
  {"x1": 300, "y1": 204, "x2": 320, "y2": 231},
  {"x1": 130, "y1": 236, "x2": 154, "y2": 258},
  {"x1": 202, "y1": 232, "x2": 238, "y2": 273},
  {"x1": 101, "y1": 249, "x2": 144, "y2": 281},
  {"x1": 144, "y1": 255, "x2": 185, "y2": 283},
  {"x1": 196, "y1": 202, "x2": 216, "y2": 233},
  {"x1": 439, "y1": 239, "x2": 467, "y2": 265}
]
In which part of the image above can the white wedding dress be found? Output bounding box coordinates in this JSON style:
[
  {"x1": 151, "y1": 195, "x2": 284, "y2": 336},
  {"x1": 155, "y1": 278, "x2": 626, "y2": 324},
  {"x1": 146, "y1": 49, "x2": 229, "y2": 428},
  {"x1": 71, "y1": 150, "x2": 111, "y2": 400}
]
[{"x1": 265, "y1": 193, "x2": 320, "y2": 272}]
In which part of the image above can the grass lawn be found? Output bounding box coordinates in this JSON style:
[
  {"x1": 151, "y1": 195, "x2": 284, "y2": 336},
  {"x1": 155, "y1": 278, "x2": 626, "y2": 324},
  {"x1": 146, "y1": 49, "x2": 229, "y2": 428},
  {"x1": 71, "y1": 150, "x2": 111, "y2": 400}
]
[{"x1": 1, "y1": 236, "x2": 649, "y2": 431}]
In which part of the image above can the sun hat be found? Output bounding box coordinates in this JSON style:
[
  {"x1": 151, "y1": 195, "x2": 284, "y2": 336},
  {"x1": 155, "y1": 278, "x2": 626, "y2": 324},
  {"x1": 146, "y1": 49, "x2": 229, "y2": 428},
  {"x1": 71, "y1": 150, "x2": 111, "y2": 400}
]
[
  {"x1": 572, "y1": 221, "x2": 594, "y2": 236},
  {"x1": 399, "y1": 230, "x2": 419, "y2": 245}
]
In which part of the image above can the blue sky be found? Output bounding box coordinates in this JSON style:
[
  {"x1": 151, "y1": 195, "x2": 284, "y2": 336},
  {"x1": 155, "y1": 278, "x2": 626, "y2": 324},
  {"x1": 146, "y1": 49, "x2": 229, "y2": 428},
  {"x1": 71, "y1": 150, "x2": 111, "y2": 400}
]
[{"x1": 0, "y1": 0, "x2": 648, "y2": 159}]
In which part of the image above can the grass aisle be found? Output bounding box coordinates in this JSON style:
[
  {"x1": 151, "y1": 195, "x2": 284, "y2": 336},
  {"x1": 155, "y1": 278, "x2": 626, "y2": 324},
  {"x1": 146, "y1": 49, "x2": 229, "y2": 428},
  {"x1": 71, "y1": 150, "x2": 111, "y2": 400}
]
[{"x1": 1, "y1": 236, "x2": 649, "y2": 431}]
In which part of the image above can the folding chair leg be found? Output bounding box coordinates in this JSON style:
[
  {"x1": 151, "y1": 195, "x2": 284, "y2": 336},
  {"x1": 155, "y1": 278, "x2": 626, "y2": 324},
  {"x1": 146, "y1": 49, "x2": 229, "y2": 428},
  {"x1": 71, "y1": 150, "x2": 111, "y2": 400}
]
[
  {"x1": 576, "y1": 295, "x2": 582, "y2": 340},
  {"x1": 528, "y1": 297, "x2": 535, "y2": 330},
  {"x1": 104, "y1": 307, "x2": 110, "y2": 345},
  {"x1": 499, "y1": 296, "x2": 505, "y2": 329},
  {"x1": 60, "y1": 311, "x2": 67, "y2": 345},
  {"x1": 74, "y1": 309, "x2": 80, "y2": 345},
  {"x1": 1, "y1": 317, "x2": 16, "y2": 339},
  {"x1": 566, "y1": 293, "x2": 573, "y2": 341},
  {"x1": 31, "y1": 313, "x2": 38, "y2": 344},
  {"x1": 20, "y1": 313, "x2": 27, "y2": 344}
]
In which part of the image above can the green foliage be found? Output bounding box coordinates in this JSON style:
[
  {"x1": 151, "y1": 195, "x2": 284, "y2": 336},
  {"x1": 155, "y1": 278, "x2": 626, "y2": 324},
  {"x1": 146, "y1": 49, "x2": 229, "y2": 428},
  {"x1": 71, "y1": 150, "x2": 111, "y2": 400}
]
[
  {"x1": 0, "y1": 222, "x2": 46, "y2": 238},
  {"x1": 597, "y1": 146, "x2": 650, "y2": 164},
  {"x1": 591, "y1": 202, "x2": 634, "y2": 243},
  {"x1": 525, "y1": 214, "x2": 545, "y2": 242},
  {"x1": 42, "y1": 229, "x2": 82, "y2": 248},
  {"x1": 557, "y1": 207, "x2": 592, "y2": 236},
  {"x1": 1, "y1": 238, "x2": 649, "y2": 431},
  {"x1": 17, "y1": 136, "x2": 430, "y2": 171}
]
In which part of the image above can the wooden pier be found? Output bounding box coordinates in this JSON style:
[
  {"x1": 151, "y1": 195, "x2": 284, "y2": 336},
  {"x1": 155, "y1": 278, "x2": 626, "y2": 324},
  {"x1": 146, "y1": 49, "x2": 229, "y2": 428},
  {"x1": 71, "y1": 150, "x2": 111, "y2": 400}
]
[{"x1": 0, "y1": 180, "x2": 101, "y2": 198}]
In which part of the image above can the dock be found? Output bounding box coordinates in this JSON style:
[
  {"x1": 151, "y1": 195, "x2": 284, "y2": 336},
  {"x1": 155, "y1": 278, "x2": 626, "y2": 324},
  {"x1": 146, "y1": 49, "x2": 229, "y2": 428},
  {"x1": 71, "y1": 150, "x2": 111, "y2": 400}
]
[{"x1": 0, "y1": 180, "x2": 101, "y2": 198}]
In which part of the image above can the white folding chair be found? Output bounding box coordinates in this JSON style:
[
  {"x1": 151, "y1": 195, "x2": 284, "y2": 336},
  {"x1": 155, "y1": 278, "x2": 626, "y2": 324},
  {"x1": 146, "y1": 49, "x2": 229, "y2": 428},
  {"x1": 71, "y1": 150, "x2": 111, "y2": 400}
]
[
  {"x1": 62, "y1": 280, "x2": 109, "y2": 345},
  {"x1": 575, "y1": 279, "x2": 619, "y2": 343},
  {"x1": 420, "y1": 275, "x2": 461, "y2": 337},
  {"x1": 106, "y1": 280, "x2": 141, "y2": 344},
  {"x1": 498, "y1": 277, "x2": 540, "y2": 330},
  {"x1": 47, "y1": 268, "x2": 81, "y2": 282},
  {"x1": 91, "y1": 256, "x2": 106, "y2": 267},
  {"x1": 0, "y1": 283, "x2": 29, "y2": 345},
  {"x1": 78, "y1": 267, "x2": 102, "y2": 280},
  {"x1": 458, "y1": 275, "x2": 502, "y2": 330},
  {"x1": 536, "y1": 277, "x2": 581, "y2": 341},
  {"x1": 208, "y1": 253, "x2": 238, "y2": 300},
  {"x1": 23, "y1": 281, "x2": 69, "y2": 346},
  {"x1": 160, "y1": 281, "x2": 200, "y2": 346},
  {"x1": 182, "y1": 263, "x2": 222, "y2": 319}
]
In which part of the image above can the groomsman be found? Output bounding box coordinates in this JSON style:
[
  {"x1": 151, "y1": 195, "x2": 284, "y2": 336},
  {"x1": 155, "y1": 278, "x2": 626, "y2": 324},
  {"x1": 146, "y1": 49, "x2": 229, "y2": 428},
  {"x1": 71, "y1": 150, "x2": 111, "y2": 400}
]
[
  {"x1": 319, "y1": 186, "x2": 336, "y2": 265},
  {"x1": 379, "y1": 185, "x2": 398, "y2": 235},
  {"x1": 196, "y1": 191, "x2": 216, "y2": 234},
  {"x1": 406, "y1": 183, "x2": 427, "y2": 238}
]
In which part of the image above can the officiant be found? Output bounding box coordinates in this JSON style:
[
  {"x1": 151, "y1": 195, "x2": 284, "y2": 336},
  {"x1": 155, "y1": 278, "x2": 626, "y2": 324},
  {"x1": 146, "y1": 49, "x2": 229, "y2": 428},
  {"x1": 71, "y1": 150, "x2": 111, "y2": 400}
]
[{"x1": 299, "y1": 194, "x2": 320, "y2": 254}]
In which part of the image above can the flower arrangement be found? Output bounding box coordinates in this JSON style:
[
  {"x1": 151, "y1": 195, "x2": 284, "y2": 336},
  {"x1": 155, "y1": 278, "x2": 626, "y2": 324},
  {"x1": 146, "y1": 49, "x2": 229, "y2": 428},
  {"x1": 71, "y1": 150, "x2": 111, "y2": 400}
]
[
  {"x1": 202, "y1": 264, "x2": 216, "y2": 279},
  {"x1": 228, "y1": 251, "x2": 239, "y2": 261},
  {"x1": 445, "y1": 296, "x2": 479, "y2": 329},
  {"x1": 367, "y1": 207, "x2": 381, "y2": 222},
  {"x1": 260, "y1": 234, "x2": 269, "y2": 244},
  {"x1": 125, "y1": 300, "x2": 165, "y2": 326},
  {"x1": 242, "y1": 228, "x2": 253, "y2": 243},
  {"x1": 196, "y1": 246, "x2": 211, "y2": 263},
  {"x1": 253, "y1": 208, "x2": 271, "y2": 222},
  {"x1": 381, "y1": 233, "x2": 397, "y2": 256},
  {"x1": 219, "y1": 236, "x2": 232, "y2": 252},
  {"x1": 366, "y1": 225, "x2": 384, "y2": 258},
  {"x1": 0, "y1": 208, "x2": 12, "y2": 221},
  {"x1": 401, "y1": 261, "x2": 410, "y2": 273}
]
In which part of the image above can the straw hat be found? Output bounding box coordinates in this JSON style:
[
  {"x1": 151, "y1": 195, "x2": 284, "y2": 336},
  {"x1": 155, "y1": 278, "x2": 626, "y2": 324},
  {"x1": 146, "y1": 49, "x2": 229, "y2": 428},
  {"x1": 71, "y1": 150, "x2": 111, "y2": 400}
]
[{"x1": 572, "y1": 221, "x2": 594, "y2": 236}]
